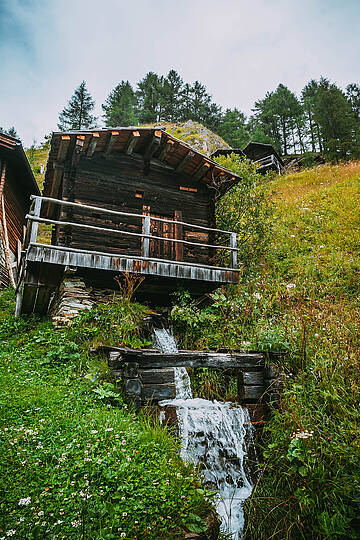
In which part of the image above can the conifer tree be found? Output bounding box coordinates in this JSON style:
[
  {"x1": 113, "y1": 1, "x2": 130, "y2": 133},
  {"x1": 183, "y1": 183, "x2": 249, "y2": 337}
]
[
  {"x1": 58, "y1": 81, "x2": 97, "y2": 131},
  {"x1": 102, "y1": 81, "x2": 138, "y2": 127},
  {"x1": 137, "y1": 72, "x2": 164, "y2": 123},
  {"x1": 217, "y1": 109, "x2": 249, "y2": 148},
  {"x1": 162, "y1": 70, "x2": 184, "y2": 122}
]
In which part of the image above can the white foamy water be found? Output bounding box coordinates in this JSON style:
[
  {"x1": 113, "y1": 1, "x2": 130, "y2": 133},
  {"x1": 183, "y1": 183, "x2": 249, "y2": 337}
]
[{"x1": 154, "y1": 328, "x2": 253, "y2": 539}]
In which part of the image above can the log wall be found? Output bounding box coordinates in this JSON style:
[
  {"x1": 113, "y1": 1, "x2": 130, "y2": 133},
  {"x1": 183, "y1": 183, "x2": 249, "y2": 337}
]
[{"x1": 56, "y1": 153, "x2": 217, "y2": 265}]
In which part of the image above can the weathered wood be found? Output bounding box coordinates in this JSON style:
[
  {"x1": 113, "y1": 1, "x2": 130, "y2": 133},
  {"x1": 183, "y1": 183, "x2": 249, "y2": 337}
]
[
  {"x1": 57, "y1": 135, "x2": 71, "y2": 162},
  {"x1": 86, "y1": 133, "x2": 100, "y2": 157},
  {"x1": 174, "y1": 210, "x2": 183, "y2": 262},
  {"x1": 33, "y1": 286, "x2": 52, "y2": 315},
  {"x1": 230, "y1": 233, "x2": 237, "y2": 269},
  {"x1": 125, "y1": 378, "x2": 142, "y2": 395},
  {"x1": 143, "y1": 383, "x2": 176, "y2": 400},
  {"x1": 176, "y1": 151, "x2": 195, "y2": 173},
  {"x1": 143, "y1": 131, "x2": 162, "y2": 160},
  {"x1": 104, "y1": 131, "x2": 119, "y2": 156},
  {"x1": 193, "y1": 162, "x2": 211, "y2": 182},
  {"x1": 0, "y1": 191, "x2": 16, "y2": 288},
  {"x1": 125, "y1": 131, "x2": 140, "y2": 155},
  {"x1": 157, "y1": 139, "x2": 175, "y2": 161},
  {"x1": 140, "y1": 368, "x2": 175, "y2": 384},
  {"x1": 106, "y1": 348, "x2": 264, "y2": 370},
  {"x1": 243, "y1": 371, "x2": 265, "y2": 386},
  {"x1": 20, "y1": 284, "x2": 37, "y2": 313},
  {"x1": 141, "y1": 216, "x2": 150, "y2": 258},
  {"x1": 29, "y1": 197, "x2": 41, "y2": 244}
]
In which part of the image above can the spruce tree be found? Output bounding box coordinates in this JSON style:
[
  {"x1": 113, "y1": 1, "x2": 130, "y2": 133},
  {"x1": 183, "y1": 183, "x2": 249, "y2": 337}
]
[
  {"x1": 102, "y1": 81, "x2": 138, "y2": 127},
  {"x1": 137, "y1": 72, "x2": 164, "y2": 123},
  {"x1": 217, "y1": 109, "x2": 249, "y2": 148},
  {"x1": 162, "y1": 70, "x2": 184, "y2": 122},
  {"x1": 58, "y1": 81, "x2": 97, "y2": 131}
]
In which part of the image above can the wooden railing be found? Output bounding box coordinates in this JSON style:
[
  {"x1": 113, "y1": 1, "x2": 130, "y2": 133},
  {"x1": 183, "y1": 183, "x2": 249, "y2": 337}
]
[
  {"x1": 24, "y1": 196, "x2": 239, "y2": 269},
  {"x1": 255, "y1": 154, "x2": 283, "y2": 174}
]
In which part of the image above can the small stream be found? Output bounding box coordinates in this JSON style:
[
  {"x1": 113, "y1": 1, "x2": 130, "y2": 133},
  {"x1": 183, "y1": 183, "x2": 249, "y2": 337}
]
[{"x1": 154, "y1": 328, "x2": 254, "y2": 539}]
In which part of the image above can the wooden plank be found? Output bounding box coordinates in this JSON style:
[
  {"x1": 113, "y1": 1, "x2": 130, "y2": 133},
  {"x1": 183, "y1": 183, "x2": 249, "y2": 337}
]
[
  {"x1": 125, "y1": 131, "x2": 140, "y2": 155},
  {"x1": 174, "y1": 210, "x2": 183, "y2": 262},
  {"x1": 108, "y1": 349, "x2": 264, "y2": 370},
  {"x1": 57, "y1": 135, "x2": 71, "y2": 162},
  {"x1": 141, "y1": 216, "x2": 150, "y2": 258},
  {"x1": 33, "y1": 286, "x2": 52, "y2": 315},
  {"x1": 230, "y1": 233, "x2": 237, "y2": 268},
  {"x1": 20, "y1": 284, "x2": 37, "y2": 314},
  {"x1": 140, "y1": 368, "x2": 175, "y2": 384}
]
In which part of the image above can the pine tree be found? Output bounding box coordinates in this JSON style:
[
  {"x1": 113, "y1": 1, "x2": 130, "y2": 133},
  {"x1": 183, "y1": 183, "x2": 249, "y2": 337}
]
[
  {"x1": 58, "y1": 81, "x2": 97, "y2": 131},
  {"x1": 301, "y1": 80, "x2": 323, "y2": 152},
  {"x1": 162, "y1": 70, "x2": 184, "y2": 122},
  {"x1": 217, "y1": 109, "x2": 249, "y2": 148},
  {"x1": 102, "y1": 81, "x2": 138, "y2": 127},
  {"x1": 137, "y1": 72, "x2": 164, "y2": 123},
  {"x1": 313, "y1": 77, "x2": 356, "y2": 161}
]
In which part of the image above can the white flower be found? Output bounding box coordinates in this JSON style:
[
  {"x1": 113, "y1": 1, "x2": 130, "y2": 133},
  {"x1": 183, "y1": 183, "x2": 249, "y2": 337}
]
[
  {"x1": 38, "y1": 511, "x2": 44, "y2": 517},
  {"x1": 91, "y1": 430, "x2": 98, "y2": 434},
  {"x1": 18, "y1": 497, "x2": 31, "y2": 506},
  {"x1": 120, "y1": 534, "x2": 126, "y2": 538},
  {"x1": 6, "y1": 531, "x2": 16, "y2": 537},
  {"x1": 71, "y1": 520, "x2": 81, "y2": 528},
  {"x1": 105, "y1": 428, "x2": 113, "y2": 432},
  {"x1": 253, "y1": 292, "x2": 262, "y2": 300}
]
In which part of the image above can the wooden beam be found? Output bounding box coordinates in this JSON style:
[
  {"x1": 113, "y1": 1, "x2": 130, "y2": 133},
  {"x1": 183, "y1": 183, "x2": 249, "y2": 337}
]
[
  {"x1": 175, "y1": 150, "x2": 195, "y2": 173},
  {"x1": 57, "y1": 135, "x2": 71, "y2": 162},
  {"x1": 86, "y1": 132, "x2": 100, "y2": 157},
  {"x1": 104, "y1": 131, "x2": 119, "y2": 157},
  {"x1": 157, "y1": 139, "x2": 175, "y2": 162},
  {"x1": 193, "y1": 161, "x2": 211, "y2": 182},
  {"x1": 125, "y1": 131, "x2": 140, "y2": 155},
  {"x1": 143, "y1": 131, "x2": 162, "y2": 160}
]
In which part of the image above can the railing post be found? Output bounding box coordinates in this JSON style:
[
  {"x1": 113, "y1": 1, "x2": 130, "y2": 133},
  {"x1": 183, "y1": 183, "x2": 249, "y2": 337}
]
[
  {"x1": 230, "y1": 232, "x2": 237, "y2": 269},
  {"x1": 29, "y1": 196, "x2": 42, "y2": 245},
  {"x1": 142, "y1": 216, "x2": 150, "y2": 258}
]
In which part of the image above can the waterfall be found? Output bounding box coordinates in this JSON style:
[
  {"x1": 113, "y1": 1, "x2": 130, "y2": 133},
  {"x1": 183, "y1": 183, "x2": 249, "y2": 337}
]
[{"x1": 154, "y1": 328, "x2": 254, "y2": 539}]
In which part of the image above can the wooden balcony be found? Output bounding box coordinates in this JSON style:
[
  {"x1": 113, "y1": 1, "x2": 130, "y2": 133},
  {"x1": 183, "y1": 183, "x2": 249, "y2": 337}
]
[{"x1": 16, "y1": 196, "x2": 240, "y2": 314}]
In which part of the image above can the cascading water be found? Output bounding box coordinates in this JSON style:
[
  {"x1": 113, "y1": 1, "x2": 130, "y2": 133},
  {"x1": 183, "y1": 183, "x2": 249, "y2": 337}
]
[{"x1": 154, "y1": 328, "x2": 254, "y2": 539}]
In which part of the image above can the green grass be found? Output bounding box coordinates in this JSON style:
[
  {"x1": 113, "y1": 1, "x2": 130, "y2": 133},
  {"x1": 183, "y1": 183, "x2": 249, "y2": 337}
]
[
  {"x1": 170, "y1": 161, "x2": 360, "y2": 538},
  {"x1": 0, "y1": 292, "x2": 213, "y2": 539}
]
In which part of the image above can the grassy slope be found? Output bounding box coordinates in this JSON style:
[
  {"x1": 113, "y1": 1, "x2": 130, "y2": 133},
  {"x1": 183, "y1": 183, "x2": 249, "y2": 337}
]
[
  {"x1": 0, "y1": 293, "x2": 213, "y2": 539},
  {"x1": 243, "y1": 161, "x2": 360, "y2": 539}
]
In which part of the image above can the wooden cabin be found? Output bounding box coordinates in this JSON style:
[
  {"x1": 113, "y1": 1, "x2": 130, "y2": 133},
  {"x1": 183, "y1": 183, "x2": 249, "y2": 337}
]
[
  {"x1": 0, "y1": 133, "x2": 39, "y2": 287},
  {"x1": 242, "y1": 142, "x2": 284, "y2": 174},
  {"x1": 212, "y1": 143, "x2": 284, "y2": 175},
  {"x1": 17, "y1": 127, "x2": 242, "y2": 314}
]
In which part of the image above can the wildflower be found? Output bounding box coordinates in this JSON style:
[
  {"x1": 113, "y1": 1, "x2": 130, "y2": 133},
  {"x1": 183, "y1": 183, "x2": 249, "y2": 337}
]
[
  {"x1": 6, "y1": 531, "x2": 16, "y2": 537},
  {"x1": 105, "y1": 428, "x2": 113, "y2": 432},
  {"x1": 121, "y1": 439, "x2": 126, "y2": 444},
  {"x1": 38, "y1": 511, "x2": 44, "y2": 517},
  {"x1": 122, "y1": 512, "x2": 127, "y2": 517},
  {"x1": 91, "y1": 430, "x2": 98, "y2": 434},
  {"x1": 18, "y1": 497, "x2": 31, "y2": 506},
  {"x1": 286, "y1": 283, "x2": 296, "y2": 290},
  {"x1": 120, "y1": 534, "x2": 126, "y2": 538},
  {"x1": 71, "y1": 520, "x2": 81, "y2": 528},
  {"x1": 253, "y1": 292, "x2": 262, "y2": 300}
]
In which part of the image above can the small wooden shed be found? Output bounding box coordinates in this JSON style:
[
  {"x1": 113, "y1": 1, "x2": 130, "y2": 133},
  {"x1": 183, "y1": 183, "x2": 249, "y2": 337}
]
[
  {"x1": 18, "y1": 127, "x2": 242, "y2": 313},
  {"x1": 0, "y1": 133, "x2": 39, "y2": 287},
  {"x1": 212, "y1": 143, "x2": 284, "y2": 174}
]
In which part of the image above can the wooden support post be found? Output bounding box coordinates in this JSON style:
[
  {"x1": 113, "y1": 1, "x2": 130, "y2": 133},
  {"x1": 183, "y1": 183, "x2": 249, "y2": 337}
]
[
  {"x1": 144, "y1": 131, "x2": 162, "y2": 161},
  {"x1": 86, "y1": 132, "x2": 100, "y2": 157},
  {"x1": 29, "y1": 197, "x2": 42, "y2": 244},
  {"x1": 142, "y1": 216, "x2": 150, "y2": 258},
  {"x1": 193, "y1": 161, "x2": 211, "y2": 182},
  {"x1": 125, "y1": 131, "x2": 140, "y2": 155},
  {"x1": 230, "y1": 232, "x2": 237, "y2": 268},
  {"x1": 124, "y1": 362, "x2": 142, "y2": 412},
  {"x1": 104, "y1": 131, "x2": 119, "y2": 157},
  {"x1": 0, "y1": 160, "x2": 16, "y2": 288},
  {"x1": 175, "y1": 150, "x2": 195, "y2": 173},
  {"x1": 174, "y1": 210, "x2": 183, "y2": 262},
  {"x1": 158, "y1": 139, "x2": 174, "y2": 162}
]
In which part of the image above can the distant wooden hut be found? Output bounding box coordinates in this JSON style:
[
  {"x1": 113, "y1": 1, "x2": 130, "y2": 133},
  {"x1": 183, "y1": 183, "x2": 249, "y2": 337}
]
[
  {"x1": 0, "y1": 133, "x2": 39, "y2": 287},
  {"x1": 211, "y1": 143, "x2": 284, "y2": 174},
  {"x1": 17, "y1": 127, "x2": 243, "y2": 314},
  {"x1": 242, "y1": 142, "x2": 284, "y2": 174}
]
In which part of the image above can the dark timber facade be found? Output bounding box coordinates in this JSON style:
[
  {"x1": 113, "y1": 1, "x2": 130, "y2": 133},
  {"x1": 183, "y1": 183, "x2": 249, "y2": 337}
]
[{"x1": 17, "y1": 127, "x2": 242, "y2": 314}]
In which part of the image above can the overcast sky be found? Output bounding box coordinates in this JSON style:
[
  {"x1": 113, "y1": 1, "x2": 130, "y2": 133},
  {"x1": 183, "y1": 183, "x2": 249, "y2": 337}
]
[{"x1": 0, "y1": 0, "x2": 359, "y2": 146}]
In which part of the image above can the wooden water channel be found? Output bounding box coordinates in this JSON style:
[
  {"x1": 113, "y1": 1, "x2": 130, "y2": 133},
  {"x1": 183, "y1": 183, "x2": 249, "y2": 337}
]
[{"x1": 96, "y1": 346, "x2": 284, "y2": 419}]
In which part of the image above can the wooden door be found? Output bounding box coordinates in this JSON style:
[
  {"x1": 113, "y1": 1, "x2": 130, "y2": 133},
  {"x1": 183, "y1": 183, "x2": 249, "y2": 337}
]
[{"x1": 142, "y1": 206, "x2": 183, "y2": 261}]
